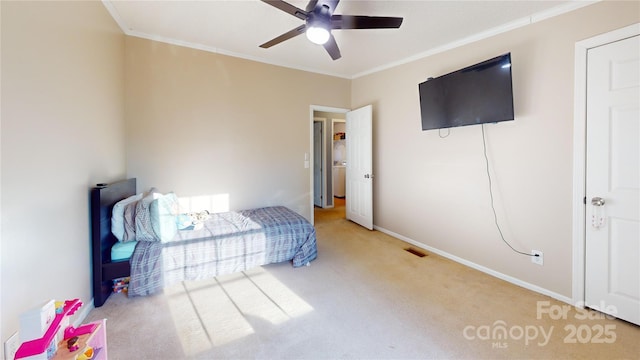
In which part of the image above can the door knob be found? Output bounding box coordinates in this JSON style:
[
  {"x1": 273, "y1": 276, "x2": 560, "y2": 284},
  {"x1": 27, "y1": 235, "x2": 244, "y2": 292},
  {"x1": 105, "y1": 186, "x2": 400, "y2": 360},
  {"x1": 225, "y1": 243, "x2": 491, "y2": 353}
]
[{"x1": 591, "y1": 197, "x2": 605, "y2": 206}]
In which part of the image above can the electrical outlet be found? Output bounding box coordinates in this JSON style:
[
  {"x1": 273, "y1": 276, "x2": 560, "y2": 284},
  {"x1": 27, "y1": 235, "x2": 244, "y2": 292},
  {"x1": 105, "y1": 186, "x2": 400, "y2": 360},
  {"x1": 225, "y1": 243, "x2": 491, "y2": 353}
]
[
  {"x1": 532, "y1": 250, "x2": 543, "y2": 266},
  {"x1": 4, "y1": 331, "x2": 20, "y2": 360}
]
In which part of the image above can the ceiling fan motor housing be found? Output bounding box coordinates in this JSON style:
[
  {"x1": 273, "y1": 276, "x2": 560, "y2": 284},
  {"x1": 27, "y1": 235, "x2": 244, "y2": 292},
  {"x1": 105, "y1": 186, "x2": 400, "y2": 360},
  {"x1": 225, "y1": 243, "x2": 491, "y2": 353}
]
[{"x1": 306, "y1": 5, "x2": 332, "y2": 44}]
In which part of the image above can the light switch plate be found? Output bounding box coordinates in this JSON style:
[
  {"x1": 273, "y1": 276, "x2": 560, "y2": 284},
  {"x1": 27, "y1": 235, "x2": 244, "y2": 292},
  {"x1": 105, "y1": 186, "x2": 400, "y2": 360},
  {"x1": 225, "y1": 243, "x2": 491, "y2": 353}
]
[{"x1": 4, "y1": 331, "x2": 20, "y2": 360}]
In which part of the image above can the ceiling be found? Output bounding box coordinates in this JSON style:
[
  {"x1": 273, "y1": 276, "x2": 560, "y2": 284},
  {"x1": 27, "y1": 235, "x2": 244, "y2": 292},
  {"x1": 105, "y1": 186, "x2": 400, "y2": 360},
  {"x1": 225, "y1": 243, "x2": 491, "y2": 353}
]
[{"x1": 103, "y1": 0, "x2": 592, "y2": 79}]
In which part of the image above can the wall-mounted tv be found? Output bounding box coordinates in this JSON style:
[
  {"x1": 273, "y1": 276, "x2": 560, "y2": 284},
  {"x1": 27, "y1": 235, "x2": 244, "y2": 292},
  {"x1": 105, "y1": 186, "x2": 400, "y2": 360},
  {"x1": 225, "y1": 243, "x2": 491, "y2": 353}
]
[{"x1": 419, "y1": 53, "x2": 514, "y2": 131}]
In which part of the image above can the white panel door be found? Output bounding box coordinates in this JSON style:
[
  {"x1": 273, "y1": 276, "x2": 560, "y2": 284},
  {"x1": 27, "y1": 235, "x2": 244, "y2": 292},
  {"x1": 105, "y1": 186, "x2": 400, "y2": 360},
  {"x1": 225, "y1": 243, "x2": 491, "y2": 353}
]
[
  {"x1": 585, "y1": 35, "x2": 639, "y2": 325},
  {"x1": 346, "y1": 105, "x2": 373, "y2": 230}
]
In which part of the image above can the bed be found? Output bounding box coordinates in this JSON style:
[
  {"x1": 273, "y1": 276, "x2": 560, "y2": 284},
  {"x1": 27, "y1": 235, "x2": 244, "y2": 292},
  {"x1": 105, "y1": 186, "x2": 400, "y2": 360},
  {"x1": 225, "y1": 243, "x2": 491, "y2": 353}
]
[{"x1": 90, "y1": 178, "x2": 318, "y2": 307}]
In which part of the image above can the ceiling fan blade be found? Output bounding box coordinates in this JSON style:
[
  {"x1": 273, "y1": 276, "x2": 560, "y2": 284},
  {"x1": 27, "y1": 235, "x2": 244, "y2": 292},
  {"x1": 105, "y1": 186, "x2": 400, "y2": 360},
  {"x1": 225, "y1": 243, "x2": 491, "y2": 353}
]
[
  {"x1": 308, "y1": 0, "x2": 340, "y2": 14},
  {"x1": 261, "y1": 0, "x2": 308, "y2": 20},
  {"x1": 305, "y1": 0, "x2": 318, "y2": 12},
  {"x1": 323, "y1": 34, "x2": 341, "y2": 60},
  {"x1": 260, "y1": 24, "x2": 307, "y2": 48},
  {"x1": 331, "y1": 15, "x2": 403, "y2": 29}
]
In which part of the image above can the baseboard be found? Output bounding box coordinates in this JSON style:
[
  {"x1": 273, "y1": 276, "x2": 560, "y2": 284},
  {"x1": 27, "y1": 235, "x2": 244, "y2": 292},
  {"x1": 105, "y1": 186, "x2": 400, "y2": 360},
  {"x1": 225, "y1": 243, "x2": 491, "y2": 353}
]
[
  {"x1": 374, "y1": 225, "x2": 574, "y2": 305},
  {"x1": 73, "y1": 298, "x2": 95, "y2": 327}
]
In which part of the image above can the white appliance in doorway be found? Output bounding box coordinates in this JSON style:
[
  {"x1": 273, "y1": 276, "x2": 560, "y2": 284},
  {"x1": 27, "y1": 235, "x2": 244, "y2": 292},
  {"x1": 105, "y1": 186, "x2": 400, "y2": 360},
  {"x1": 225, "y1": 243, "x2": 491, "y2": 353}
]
[
  {"x1": 333, "y1": 165, "x2": 345, "y2": 197},
  {"x1": 332, "y1": 124, "x2": 346, "y2": 198}
]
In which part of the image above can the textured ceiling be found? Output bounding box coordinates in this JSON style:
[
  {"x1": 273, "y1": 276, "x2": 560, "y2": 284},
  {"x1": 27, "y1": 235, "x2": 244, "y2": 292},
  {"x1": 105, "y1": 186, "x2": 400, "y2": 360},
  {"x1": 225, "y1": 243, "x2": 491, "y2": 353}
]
[{"x1": 103, "y1": 0, "x2": 593, "y2": 78}]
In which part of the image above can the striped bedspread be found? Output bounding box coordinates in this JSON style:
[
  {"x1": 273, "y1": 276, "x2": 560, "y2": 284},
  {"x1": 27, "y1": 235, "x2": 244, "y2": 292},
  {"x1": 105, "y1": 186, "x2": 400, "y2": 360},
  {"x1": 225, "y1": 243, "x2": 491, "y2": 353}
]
[{"x1": 128, "y1": 206, "x2": 317, "y2": 296}]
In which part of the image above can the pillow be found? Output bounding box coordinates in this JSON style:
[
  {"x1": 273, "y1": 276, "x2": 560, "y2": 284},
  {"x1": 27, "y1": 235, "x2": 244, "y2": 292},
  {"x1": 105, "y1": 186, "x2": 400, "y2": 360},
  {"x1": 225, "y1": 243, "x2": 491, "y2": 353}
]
[
  {"x1": 122, "y1": 200, "x2": 138, "y2": 242},
  {"x1": 150, "y1": 192, "x2": 180, "y2": 243},
  {"x1": 111, "y1": 193, "x2": 143, "y2": 242},
  {"x1": 134, "y1": 188, "x2": 161, "y2": 242}
]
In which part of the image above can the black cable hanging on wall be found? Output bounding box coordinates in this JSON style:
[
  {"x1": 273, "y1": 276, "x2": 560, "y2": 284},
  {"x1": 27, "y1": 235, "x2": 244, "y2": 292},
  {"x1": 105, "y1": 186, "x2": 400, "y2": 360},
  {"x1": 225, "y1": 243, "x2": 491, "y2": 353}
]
[{"x1": 481, "y1": 124, "x2": 536, "y2": 257}]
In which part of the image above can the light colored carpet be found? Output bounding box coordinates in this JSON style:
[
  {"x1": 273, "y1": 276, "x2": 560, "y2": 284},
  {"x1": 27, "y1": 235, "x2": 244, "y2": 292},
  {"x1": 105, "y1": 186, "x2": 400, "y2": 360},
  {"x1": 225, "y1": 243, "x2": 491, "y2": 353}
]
[{"x1": 85, "y1": 200, "x2": 639, "y2": 359}]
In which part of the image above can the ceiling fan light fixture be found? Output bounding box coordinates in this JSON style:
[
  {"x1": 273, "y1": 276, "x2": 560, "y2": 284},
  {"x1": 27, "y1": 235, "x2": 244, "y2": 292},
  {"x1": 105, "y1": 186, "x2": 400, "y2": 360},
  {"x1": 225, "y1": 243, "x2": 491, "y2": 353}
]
[
  {"x1": 306, "y1": 25, "x2": 330, "y2": 45},
  {"x1": 259, "y1": 0, "x2": 403, "y2": 61}
]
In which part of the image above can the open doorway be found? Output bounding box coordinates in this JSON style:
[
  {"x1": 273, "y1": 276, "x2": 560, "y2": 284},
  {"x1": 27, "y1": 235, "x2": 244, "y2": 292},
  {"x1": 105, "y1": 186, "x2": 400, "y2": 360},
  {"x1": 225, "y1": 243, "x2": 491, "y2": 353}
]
[
  {"x1": 310, "y1": 106, "x2": 348, "y2": 223},
  {"x1": 310, "y1": 105, "x2": 373, "y2": 229}
]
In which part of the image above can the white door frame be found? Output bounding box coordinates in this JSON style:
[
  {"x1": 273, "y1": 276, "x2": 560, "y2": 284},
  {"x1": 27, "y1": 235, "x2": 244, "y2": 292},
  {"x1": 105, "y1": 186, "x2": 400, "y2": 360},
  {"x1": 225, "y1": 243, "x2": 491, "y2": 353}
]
[
  {"x1": 572, "y1": 23, "x2": 640, "y2": 306},
  {"x1": 309, "y1": 105, "x2": 349, "y2": 224}
]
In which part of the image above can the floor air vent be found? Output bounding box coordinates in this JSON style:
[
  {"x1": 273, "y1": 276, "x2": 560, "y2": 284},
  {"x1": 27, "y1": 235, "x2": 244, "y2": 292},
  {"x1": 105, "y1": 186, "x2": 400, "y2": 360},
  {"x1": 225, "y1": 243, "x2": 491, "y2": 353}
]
[{"x1": 405, "y1": 248, "x2": 427, "y2": 257}]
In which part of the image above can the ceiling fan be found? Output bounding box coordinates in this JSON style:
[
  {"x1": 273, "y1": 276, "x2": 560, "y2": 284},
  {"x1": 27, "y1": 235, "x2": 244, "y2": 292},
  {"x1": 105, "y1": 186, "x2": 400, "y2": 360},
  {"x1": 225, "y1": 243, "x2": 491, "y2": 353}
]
[{"x1": 259, "y1": 0, "x2": 403, "y2": 60}]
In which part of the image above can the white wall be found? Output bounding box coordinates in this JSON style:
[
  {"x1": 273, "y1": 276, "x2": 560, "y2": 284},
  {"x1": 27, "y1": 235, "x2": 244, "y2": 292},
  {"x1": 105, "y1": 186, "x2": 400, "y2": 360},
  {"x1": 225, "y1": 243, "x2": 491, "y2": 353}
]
[
  {"x1": 123, "y1": 37, "x2": 351, "y2": 220},
  {"x1": 351, "y1": 1, "x2": 639, "y2": 299},
  {"x1": 1, "y1": 0, "x2": 126, "y2": 348}
]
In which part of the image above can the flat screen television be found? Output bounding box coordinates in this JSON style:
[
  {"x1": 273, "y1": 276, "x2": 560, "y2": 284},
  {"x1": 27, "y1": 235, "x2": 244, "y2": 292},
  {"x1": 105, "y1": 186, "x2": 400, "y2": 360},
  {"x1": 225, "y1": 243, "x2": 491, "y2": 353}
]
[{"x1": 419, "y1": 53, "x2": 514, "y2": 131}]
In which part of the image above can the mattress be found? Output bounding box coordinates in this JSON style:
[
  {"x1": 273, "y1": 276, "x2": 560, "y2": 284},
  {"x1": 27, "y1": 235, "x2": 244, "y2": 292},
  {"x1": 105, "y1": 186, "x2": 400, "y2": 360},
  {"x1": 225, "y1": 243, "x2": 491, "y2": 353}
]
[
  {"x1": 111, "y1": 241, "x2": 137, "y2": 261},
  {"x1": 128, "y1": 206, "x2": 317, "y2": 296}
]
